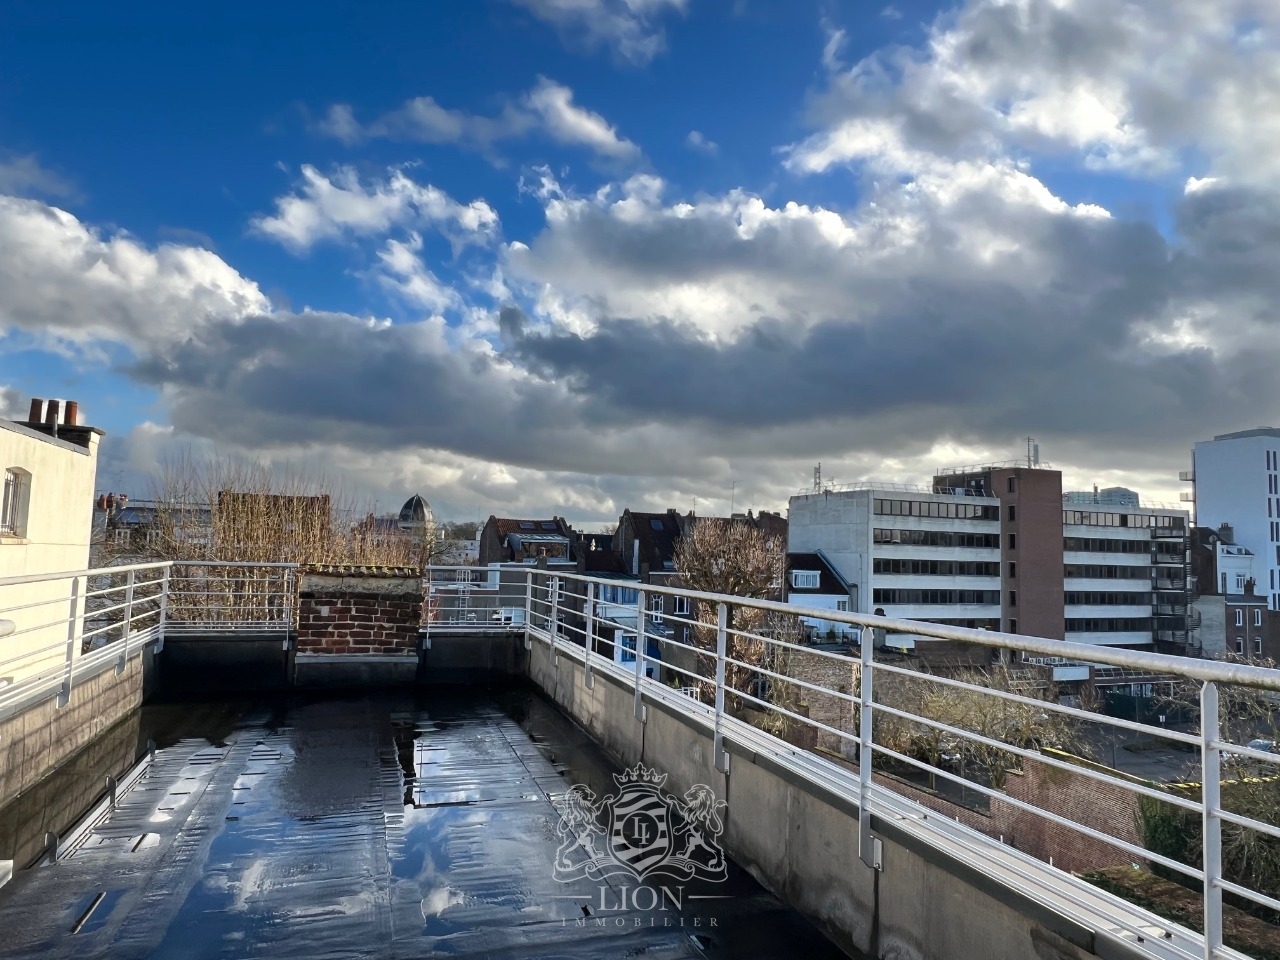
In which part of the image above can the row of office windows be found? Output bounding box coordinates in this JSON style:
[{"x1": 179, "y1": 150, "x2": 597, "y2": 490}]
[
  {"x1": 872, "y1": 589, "x2": 1001, "y2": 605},
  {"x1": 873, "y1": 499, "x2": 1000, "y2": 521},
  {"x1": 1064, "y1": 592, "x2": 1153, "y2": 606},
  {"x1": 1062, "y1": 511, "x2": 1186, "y2": 529},
  {"x1": 872, "y1": 529, "x2": 1001, "y2": 548},
  {"x1": 1064, "y1": 564, "x2": 1153, "y2": 579},
  {"x1": 1065, "y1": 618, "x2": 1153, "y2": 632},
  {"x1": 872, "y1": 558, "x2": 1000, "y2": 577},
  {"x1": 1063, "y1": 537, "x2": 1152, "y2": 555}
]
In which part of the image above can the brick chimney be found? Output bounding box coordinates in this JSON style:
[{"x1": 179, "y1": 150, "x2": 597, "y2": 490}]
[{"x1": 17, "y1": 396, "x2": 103, "y2": 449}]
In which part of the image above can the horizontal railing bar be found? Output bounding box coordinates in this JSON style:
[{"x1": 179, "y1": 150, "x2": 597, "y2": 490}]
[
  {"x1": 523, "y1": 570, "x2": 1280, "y2": 690},
  {"x1": 870, "y1": 700, "x2": 1204, "y2": 815},
  {"x1": 1213, "y1": 877, "x2": 1280, "y2": 915},
  {"x1": 868, "y1": 740, "x2": 1206, "y2": 883},
  {"x1": 871, "y1": 660, "x2": 1204, "y2": 747}
]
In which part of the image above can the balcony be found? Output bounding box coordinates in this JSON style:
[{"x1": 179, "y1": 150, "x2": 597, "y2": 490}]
[
  {"x1": 1178, "y1": 470, "x2": 1194, "y2": 482},
  {"x1": 1151, "y1": 577, "x2": 1186, "y2": 591}
]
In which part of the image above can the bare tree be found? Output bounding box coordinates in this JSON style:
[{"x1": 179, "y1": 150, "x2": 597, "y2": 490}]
[{"x1": 673, "y1": 518, "x2": 787, "y2": 708}]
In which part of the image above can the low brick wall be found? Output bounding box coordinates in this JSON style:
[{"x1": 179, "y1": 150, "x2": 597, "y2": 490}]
[{"x1": 296, "y1": 566, "x2": 423, "y2": 655}]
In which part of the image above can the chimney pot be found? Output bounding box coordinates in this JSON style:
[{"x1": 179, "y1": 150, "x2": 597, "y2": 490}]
[
  {"x1": 44, "y1": 399, "x2": 61, "y2": 425},
  {"x1": 64, "y1": 400, "x2": 79, "y2": 426},
  {"x1": 27, "y1": 398, "x2": 44, "y2": 422}
]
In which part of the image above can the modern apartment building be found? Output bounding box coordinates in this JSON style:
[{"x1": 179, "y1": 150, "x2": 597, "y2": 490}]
[
  {"x1": 1189, "y1": 427, "x2": 1280, "y2": 610},
  {"x1": 789, "y1": 463, "x2": 1190, "y2": 651}
]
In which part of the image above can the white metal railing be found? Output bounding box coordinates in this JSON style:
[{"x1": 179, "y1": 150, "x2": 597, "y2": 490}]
[
  {"x1": 521, "y1": 568, "x2": 1280, "y2": 960},
  {"x1": 422, "y1": 564, "x2": 539, "y2": 633},
  {"x1": 0, "y1": 561, "x2": 168, "y2": 715},
  {"x1": 164, "y1": 561, "x2": 296, "y2": 634}
]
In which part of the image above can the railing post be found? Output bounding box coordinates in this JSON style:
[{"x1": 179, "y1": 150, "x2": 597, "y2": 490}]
[
  {"x1": 117, "y1": 569, "x2": 136, "y2": 675},
  {"x1": 550, "y1": 575, "x2": 560, "y2": 663},
  {"x1": 858, "y1": 620, "x2": 880, "y2": 870},
  {"x1": 584, "y1": 581, "x2": 595, "y2": 689},
  {"x1": 1200, "y1": 681, "x2": 1223, "y2": 960},
  {"x1": 633, "y1": 587, "x2": 647, "y2": 722},
  {"x1": 523, "y1": 570, "x2": 534, "y2": 649},
  {"x1": 58, "y1": 575, "x2": 81, "y2": 708},
  {"x1": 714, "y1": 601, "x2": 729, "y2": 774},
  {"x1": 157, "y1": 565, "x2": 169, "y2": 652}
]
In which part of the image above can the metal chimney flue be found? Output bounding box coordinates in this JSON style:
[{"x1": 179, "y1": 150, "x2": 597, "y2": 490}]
[
  {"x1": 63, "y1": 400, "x2": 79, "y2": 426},
  {"x1": 44, "y1": 399, "x2": 61, "y2": 425}
]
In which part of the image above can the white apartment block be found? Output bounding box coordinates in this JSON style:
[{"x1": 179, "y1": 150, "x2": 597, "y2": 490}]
[{"x1": 790, "y1": 468, "x2": 1190, "y2": 651}]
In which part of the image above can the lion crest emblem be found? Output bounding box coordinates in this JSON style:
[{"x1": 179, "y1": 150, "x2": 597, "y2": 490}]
[{"x1": 553, "y1": 764, "x2": 727, "y2": 883}]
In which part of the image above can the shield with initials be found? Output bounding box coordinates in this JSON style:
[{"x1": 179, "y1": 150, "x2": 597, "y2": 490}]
[{"x1": 607, "y1": 782, "x2": 673, "y2": 878}]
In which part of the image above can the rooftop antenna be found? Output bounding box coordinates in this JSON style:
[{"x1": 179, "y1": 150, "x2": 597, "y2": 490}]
[
  {"x1": 813, "y1": 463, "x2": 822, "y2": 494},
  {"x1": 730, "y1": 480, "x2": 740, "y2": 515},
  {"x1": 1026, "y1": 437, "x2": 1041, "y2": 469}
]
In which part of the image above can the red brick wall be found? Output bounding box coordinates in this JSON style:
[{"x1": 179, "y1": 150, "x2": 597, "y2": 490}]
[{"x1": 296, "y1": 568, "x2": 422, "y2": 654}]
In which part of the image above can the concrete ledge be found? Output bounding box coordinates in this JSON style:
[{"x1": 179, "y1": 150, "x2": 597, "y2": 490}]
[
  {"x1": 419, "y1": 632, "x2": 526, "y2": 683},
  {"x1": 159, "y1": 632, "x2": 292, "y2": 692},
  {"x1": 294, "y1": 653, "x2": 418, "y2": 687}
]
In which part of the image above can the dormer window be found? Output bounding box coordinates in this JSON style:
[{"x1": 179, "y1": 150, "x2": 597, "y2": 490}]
[
  {"x1": 519, "y1": 521, "x2": 535, "y2": 530},
  {"x1": 790, "y1": 571, "x2": 819, "y2": 590},
  {"x1": 650, "y1": 519, "x2": 664, "y2": 530}
]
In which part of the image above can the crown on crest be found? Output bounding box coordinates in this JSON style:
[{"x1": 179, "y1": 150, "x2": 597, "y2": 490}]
[{"x1": 614, "y1": 763, "x2": 667, "y2": 789}]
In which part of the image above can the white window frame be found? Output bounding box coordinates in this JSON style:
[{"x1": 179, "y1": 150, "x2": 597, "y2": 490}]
[
  {"x1": 648, "y1": 593, "x2": 664, "y2": 614},
  {"x1": 1236, "y1": 574, "x2": 1246, "y2": 591},
  {"x1": 1254, "y1": 608, "x2": 1263, "y2": 627},
  {"x1": 1254, "y1": 637, "x2": 1264, "y2": 655},
  {"x1": 1235, "y1": 609, "x2": 1245, "y2": 627},
  {"x1": 1235, "y1": 637, "x2": 1245, "y2": 654},
  {"x1": 835, "y1": 599, "x2": 849, "y2": 612},
  {"x1": 672, "y1": 596, "x2": 690, "y2": 616},
  {"x1": 790, "y1": 571, "x2": 820, "y2": 590},
  {"x1": 1, "y1": 467, "x2": 31, "y2": 538}
]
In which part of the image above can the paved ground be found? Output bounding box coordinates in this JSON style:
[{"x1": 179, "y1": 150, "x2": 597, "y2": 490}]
[{"x1": 0, "y1": 688, "x2": 849, "y2": 960}]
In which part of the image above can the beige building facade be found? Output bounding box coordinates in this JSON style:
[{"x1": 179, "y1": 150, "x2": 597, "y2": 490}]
[{"x1": 0, "y1": 399, "x2": 101, "y2": 683}]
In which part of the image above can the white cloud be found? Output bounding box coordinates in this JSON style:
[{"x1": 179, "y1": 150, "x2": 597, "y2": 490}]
[
  {"x1": 0, "y1": 194, "x2": 268, "y2": 349},
  {"x1": 319, "y1": 79, "x2": 639, "y2": 163},
  {"x1": 0, "y1": 153, "x2": 74, "y2": 199},
  {"x1": 788, "y1": 0, "x2": 1280, "y2": 184},
  {"x1": 374, "y1": 234, "x2": 458, "y2": 313},
  {"x1": 685, "y1": 130, "x2": 718, "y2": 155},
  {"x1": 507, "y1": 0, "x2": 688, "y2": 64},
  {"x1": 250, "y1": 165, "x2": 499, "y2": 253}
]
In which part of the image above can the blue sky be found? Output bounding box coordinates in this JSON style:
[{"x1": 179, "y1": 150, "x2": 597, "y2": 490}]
[{"x1": 1, "y1": 0, "x2": 1278, "y2": 522}]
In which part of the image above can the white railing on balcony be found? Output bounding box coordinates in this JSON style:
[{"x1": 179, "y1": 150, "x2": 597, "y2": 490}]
[
  {"x1": 0, "y1": 561, "x2": 168, "y2": 716},
  {"x1": 521, "y1": 568, "x2": 1280, "y2": 960},
  {"x1": 2, "y1": 560, "x2": 1278, "y2": 959}
]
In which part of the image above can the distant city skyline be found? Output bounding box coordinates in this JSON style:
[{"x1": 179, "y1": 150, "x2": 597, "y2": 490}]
[{"x1": 2, "y1": 1, "x2": 1278, "y2": 524}]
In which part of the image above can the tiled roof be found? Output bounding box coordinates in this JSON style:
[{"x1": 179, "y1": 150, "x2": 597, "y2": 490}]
[
  {"x1": 628, "y1": 511, "x2": 685, "y2": 568},
  {"x1": 492, "y1": 517, "x2": 572, "y2": 537}
]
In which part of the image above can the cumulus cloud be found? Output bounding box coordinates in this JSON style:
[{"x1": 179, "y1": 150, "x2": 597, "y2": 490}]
[
  {"x1": 251, "y1": 165, "x2": 499, "y2": 254},
  {"x1": 787, "y1": 0, "x2": 1280, "y2": 183},
  {"x1": 685, "y1": 130, "x2": 718, "y2": 154},
  {"x1": 317, "y1": 78, "x2": 640, "y2": 162},
  {"x1": 0, "y1": 195, "x2": 268, "y2": 349},
  {"x1": 507, "y1": 0, "x2": 688, "y2": 64}
]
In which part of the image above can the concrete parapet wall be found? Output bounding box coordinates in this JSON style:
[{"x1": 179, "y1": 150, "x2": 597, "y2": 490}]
[
  {"x1": 296, "y1": 567, "x2": 422, "y2": 655},
  {"x1": 526, "y1": 642, "x2": 1117, "y2": 960},
  {"x1": 0, "y1": 648, "x2": 148, "y2": 809}
]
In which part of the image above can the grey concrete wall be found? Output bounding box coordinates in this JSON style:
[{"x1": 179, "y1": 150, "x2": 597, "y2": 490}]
[
  {"x1": 525, "y1": 644, "x2": 1117, "y2": 960},
  {"x1": 0, "y1": 707, "x2": 141, "y2": 869},
  {"x1": 0, "y1": 647, "x2": 150, "y2": 809},
  {"x1": 420, "y1": 631, "x2": 525, "y2": 683},
  {"x1": 159, "y1": 633, "x2": 293, "y2": 692}
]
